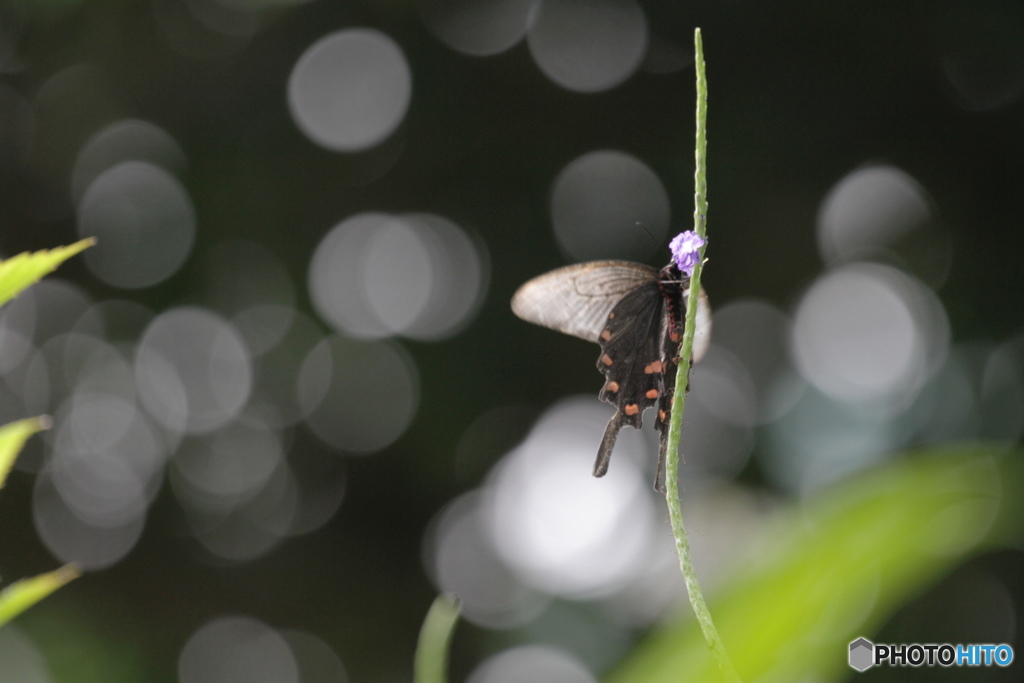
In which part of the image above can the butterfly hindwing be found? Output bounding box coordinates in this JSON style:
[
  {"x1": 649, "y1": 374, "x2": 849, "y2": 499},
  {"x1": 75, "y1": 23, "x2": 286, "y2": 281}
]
[
  {"x1": 654, "y1": 309, "x2": 683, "y2": 491},
  {"x1": 592, "y1": 279, "x2": 669, "y2": 477}
]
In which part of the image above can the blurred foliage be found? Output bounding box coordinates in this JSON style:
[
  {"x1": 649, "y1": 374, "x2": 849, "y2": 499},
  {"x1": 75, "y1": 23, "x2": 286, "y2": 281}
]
[
  {"x1": 609, "y1": 445, "x2": 1022, "y2": 682},
  {"x1": 0, "y1": 562, "x2": 79, "y2": 627},
  {"x1": 415, "y1": 593, "x2": 460, "y2": 683},
  {"x1": 0, "y1": 239, "x2": 94, "y2": 309},
  {"x1": 0, "y1": 416, "x2": 49, "y2": 491},
  {"x1": 0, "y1": 239, "x2": 90, "y2": 628},
  {"x1": 18, "y1": 604, "x2": 149, "y2": 683}
]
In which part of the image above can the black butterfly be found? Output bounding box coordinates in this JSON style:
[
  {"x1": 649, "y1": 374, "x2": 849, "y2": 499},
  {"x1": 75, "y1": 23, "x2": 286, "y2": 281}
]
[{"x1": 511, "y1": 259, "x2": 711, "y2": 489}]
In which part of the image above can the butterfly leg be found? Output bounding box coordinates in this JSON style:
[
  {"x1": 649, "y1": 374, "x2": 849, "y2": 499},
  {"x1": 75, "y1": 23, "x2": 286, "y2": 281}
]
[{"x1": 593, "y1": 411, "x2": 624, "y2": 477}]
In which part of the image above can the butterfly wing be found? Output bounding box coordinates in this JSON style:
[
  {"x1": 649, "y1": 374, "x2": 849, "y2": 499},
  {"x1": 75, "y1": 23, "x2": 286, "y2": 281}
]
[
  {"x1": 511, "y1": 261, "x2": 659, "y2": 342},
  {"x1": 591, "y1": 279, "x2": 666, "y2": 477}
]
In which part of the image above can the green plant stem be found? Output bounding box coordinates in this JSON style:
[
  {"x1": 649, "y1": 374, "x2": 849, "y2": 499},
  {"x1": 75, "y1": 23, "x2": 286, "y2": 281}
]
[
  {"x1": 663, "y1": 28, "x2": 741, "y2": 683},
  {"x1": 414, "y1": 594, "x2": 460, "y2": 683}
]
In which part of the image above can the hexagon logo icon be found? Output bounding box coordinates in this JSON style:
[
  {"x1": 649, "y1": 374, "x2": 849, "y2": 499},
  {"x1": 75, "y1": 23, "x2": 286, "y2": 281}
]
[{"x1": 849, "y1": 637, "x2": 874, "y2": 672}]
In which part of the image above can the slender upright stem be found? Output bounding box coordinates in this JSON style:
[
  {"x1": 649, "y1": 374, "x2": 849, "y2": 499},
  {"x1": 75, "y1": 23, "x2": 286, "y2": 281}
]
[
  {"x1": 414, "y1": 594, "x2": 461, "y2": 683},
  {"x1": 663, "y1": 28, "x2": 741, "y2": 683}
]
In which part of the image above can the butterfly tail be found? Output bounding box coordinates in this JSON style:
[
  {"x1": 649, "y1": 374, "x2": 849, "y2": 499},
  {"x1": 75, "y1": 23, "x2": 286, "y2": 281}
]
[
  {"x1": 654, "y1": 431, "x2": 668, "y2": 493},
  {"x1": 593, "y1": 412, "x2": 624, "y2": 477}
]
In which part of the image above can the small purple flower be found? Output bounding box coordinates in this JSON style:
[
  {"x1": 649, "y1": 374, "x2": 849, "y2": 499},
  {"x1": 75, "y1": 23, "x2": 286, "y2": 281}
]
[{"x1": 669, "y1": 231, "x2": 706, "y2": 276}]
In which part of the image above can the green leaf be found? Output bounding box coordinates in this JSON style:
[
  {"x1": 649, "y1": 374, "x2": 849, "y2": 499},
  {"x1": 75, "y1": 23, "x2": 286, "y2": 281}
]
[
  {"x1": 0, "y1": 564, "x2": 81, "y2": 627},
  {"x1": 414, "y1": 594, "x2": 461, "y2": 683},
  {"x1": 606, "y1": 446, "x2": 1023, "y2": 683},
  {"x1": 18, "y1": 606, "x2": 149, "y2": 683},
  {"x1": 0, "y1": 238, "x2": 95, "y2": 309},
  {"x1": 0, "y1": 416, "x2": 50, "y2": 490}
]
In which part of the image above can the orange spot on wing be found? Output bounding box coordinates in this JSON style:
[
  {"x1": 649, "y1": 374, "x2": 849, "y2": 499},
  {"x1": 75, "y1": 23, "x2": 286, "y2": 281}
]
[
  {"x1": 670, "y1": 331, "x2": 680, "y2": 343},
  {"x1": 600, "y1": 354, "x2": 613, "y2": 366},
  {"x1": 644, "y1": 360, "x2": 663, "y2": 374},
  {"x1": 646, "y1": 389, "x2": 658, "y2": 399},
  {"x1": 605, "y1": 381, "x2": 619, "y2": 393},
  {"x1": 624, "y1": 404, "x2": 639, "y2": 416},
  {"x1": 658, "y1": 410, "x2": 668, "y2": 422},
  {"x1": 600, "y1": 329, "x2": 612, "y2": 341}
]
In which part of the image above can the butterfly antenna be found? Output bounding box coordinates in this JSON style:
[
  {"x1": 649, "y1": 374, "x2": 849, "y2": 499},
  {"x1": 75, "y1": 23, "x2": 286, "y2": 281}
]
[{"x1": 635, "y1": 222, "x2": 671, "y2": 256}]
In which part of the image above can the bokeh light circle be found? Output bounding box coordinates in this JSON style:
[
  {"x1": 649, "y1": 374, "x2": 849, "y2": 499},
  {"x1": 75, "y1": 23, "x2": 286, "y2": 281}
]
[
  {"x1": 33, "y1": 470, "x2": 146, "y2": 569},
  {"x1": 527, "y1": 0, "x2": 647, "y2": 93},
  {"x1": 77, "y1": 160, "x2": 196, "y2": 289},
  {"x1": 75, "y1": 298, "x2": 155, "y2": 342},
  {"x1": 709, "y1": 300, "x2": 802, "y2": 424},
  {"x1": 425, "y1": 490, "x2": 547, "y2": 628},
  {"x1": 487, "y1": 397, "x2": 657, "y2": 597},
  {"x1": 288, "y1": 29, "x2": 411, "y2": 152},
  {"x1": 27, "y1": 64, "x2": 119, "y2": 222},
  {"x1": 467, "y1": 645, "x2": 596, "y2": 683},
  {"x1": 817, "y1": 164, "x2": 952, "y2": 287},
  {"x1": 419, "y1": 0, "x2": 536, "y2": 56},
  {"x1": 791, "y1": 264, "x2": 949, "y2": 404},
  {"x1": 938, "y1": 4, "x2": 1024, "y2": 112},
  {"x1": 135, "y1": 307, "x2": 252, "y2": 436},
  {"x1": 308, "y1": 212, "x2": 487, "y2": 340},
  {"x1": 551, "y1": 150, "x2": 669, "y2": 261},
  {"x1": 0, "y1": 627, "x2": 51, "y2": 683},
  {"x1": 171, "y1": 419, "x2": 283, "y2": 511},
  {"x1": 761, "y1": 382, "x2": 896, "y2": 494},
  {"x1": 682, "y1": 347, "x2": 757, "y2": 482},
  {"x1": 48, "y1": 392, "x2": 164, "y2": 528},
  {"x1": 297, "y1": 335, "x2": 419, "y2": 453},
  {"x1": 175, "y1": 446, "x2": 299, "y2": 563},
  {"x1": 10, "y1": 278, "x2": 95, "y2": 348},
  {"x1": 250, "y1": 310, "x2": 325, "y2": 429},
  {"x1": 197, "y1": 240, "x2": 296, "y2": 315},
  {"x1": 178, "y1": 616, "x2": 298, "y2": 683},
  {"x1": 978, "y1": 337, "x2": 1024, "y2": 443},
  {"x1": 71, "y1": 118, "x2": 186, "y2": 207},
  {"x1": 818, "y1": 165, "x2": 930, "y2": 261},
  {"x1": 281, "y1": 630, "x2": 348, "y2": 683},
  {"x1": 196, "y1": 240, "x2": 298, "y2": 355}
]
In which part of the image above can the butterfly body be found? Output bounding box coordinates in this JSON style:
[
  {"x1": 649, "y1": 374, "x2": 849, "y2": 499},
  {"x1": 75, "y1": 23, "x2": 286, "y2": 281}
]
[{"x1": 512, "y1": 259, "x2": 710, "y2": 489}]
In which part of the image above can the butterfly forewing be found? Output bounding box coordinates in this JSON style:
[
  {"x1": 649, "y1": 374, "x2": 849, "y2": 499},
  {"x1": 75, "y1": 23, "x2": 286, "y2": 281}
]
[{"x1": 511, "y1": 261, "x2": 659, "y2": 342}]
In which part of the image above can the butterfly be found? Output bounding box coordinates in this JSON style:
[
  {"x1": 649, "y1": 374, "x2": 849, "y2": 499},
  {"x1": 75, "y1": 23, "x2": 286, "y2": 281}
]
[{"x1": 511, "y1": 250, "x2": 711, "y2": 490}]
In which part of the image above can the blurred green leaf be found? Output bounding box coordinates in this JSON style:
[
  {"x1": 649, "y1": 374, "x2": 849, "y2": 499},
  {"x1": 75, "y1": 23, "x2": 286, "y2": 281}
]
[
  {"x1": 0, "y1": 238, "x2": 95, "y2": 309},
  {"x1": 606, "y1": 445, "x2": 1023, "y2": 683},
  {"x1": 19, "y1": 605, "x2": 151, "y2": 683},
  {"x1": 0, "y1": 564, "x2": 80, "y2": 627},
  {"x1": 415, "y1": 594, "x2": 461, "y2": 683},
  {"x1": 0, "y1": 416, "x2": 50, "y2": 490}
]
